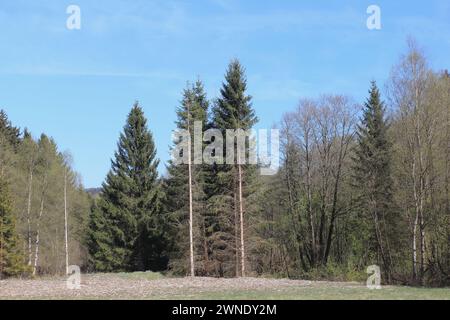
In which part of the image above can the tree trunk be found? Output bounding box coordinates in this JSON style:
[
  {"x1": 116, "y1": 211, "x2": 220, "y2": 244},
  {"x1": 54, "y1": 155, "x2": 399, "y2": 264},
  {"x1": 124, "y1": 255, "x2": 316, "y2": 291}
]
[
  {"x1": 26, "y1": 169, "x2": 33, "y2": 266},
  {"x1": 284, "y1": 152, "x2": 307, "y2": 271},
  {"x1": 420, "y1": 209, "x2": 426, "y2": 281},
  {"x1": 33, "y1": 195, "x2": 45, "y2": 276},
  {"x1": 323, "y1": 157, "x2": 342, "y2": 264},
  {"x1": 373, "y1": 210, "x2": 391, "y2": 282},
  {"x1": 412, "y1": 210, "x2": 419, "y2": 281},
  {"x1": 234, "y1": 190, "x2": 240, "y2": 277},
  {"x1": 187, "y1": 103, "x2": 195, "y2": 277},
  {"x1": 305, "y1": 141, "x2": 316, "y2": 266},
  {"x1": 237, "y1": 159, "x2": 245, "y2": 277},
  {"x1": 64, "y1": 169, "x2": 69, "y2": 275},
  {"x1": 411, "y1": 148, "x2": 420, "y2": 282}
]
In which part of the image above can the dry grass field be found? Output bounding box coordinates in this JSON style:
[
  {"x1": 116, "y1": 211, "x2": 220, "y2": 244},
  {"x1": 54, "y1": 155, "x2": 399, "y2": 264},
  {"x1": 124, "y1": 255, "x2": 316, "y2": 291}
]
[{"x1": 0, "y1": 272, "x2": 449, "y2": 300}]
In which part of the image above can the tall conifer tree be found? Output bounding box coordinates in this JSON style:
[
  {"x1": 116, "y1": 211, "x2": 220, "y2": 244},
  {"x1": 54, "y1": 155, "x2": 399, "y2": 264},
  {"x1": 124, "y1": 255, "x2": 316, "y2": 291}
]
[
  {"x1": 165, "y1": 80, "x2": 210, "y2": 275},
  {"x1": 88, "y1": 103, "x2": 166, "y2": 271},
  {"x1": 352, "y1": 81, "x2": 395, "y2": 281},
  {"x1": 210, "y1": 60, "x2": 258, "y2": 277}
]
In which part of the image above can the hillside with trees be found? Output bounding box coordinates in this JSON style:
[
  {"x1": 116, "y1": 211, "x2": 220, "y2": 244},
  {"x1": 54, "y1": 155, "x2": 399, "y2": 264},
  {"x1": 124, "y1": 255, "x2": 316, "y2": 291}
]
[{"x1": 0, "y1": 40, "x2": 449, "y2": 287}]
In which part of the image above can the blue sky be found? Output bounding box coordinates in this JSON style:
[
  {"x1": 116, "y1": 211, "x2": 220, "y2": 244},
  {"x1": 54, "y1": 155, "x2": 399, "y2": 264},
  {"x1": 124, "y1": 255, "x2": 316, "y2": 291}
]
[{"x1": 1, "y1": 0, "x2": 449, "y2": 188}]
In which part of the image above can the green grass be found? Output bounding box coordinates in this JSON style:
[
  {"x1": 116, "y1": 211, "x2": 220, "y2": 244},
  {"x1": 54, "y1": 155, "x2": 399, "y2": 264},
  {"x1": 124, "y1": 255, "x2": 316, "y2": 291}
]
[
  {"x1": 79, "y1": 273, "x2": 450, "y2": 300},
  {"x1": 114, "y1": 271, "x2": 166, "y2": 281},
  {"x1": 173, "y1": 286, "x2": 450, "y2": 300}
]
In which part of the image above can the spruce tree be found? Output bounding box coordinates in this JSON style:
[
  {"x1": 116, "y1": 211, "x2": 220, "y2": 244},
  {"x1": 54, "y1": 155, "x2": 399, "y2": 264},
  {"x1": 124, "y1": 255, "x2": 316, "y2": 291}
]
[
  {"x1": 352, "y1": 81, "x2": 395, "y2": 281},
  {"x1": 209, "y1": 59, "x2": 258, "y2": 276},
  {"x1": 0, "y1": 110, "x2": 21, "y2": 148},
  {"x1": 165, "y1": 80, "x2": 210, "y2": 275},
  {"x1": 88, "y1": 103, "x2": 166, "y2": 271},
  {"x1": 0, "y1": 178, "x2": 28, "y2": 278},
  {"x1": 213, "y1": 60, "x2": 257, "y2": 130},
  {"x1": 87, "y1": 200, "x2": 116, "y2": 271}
]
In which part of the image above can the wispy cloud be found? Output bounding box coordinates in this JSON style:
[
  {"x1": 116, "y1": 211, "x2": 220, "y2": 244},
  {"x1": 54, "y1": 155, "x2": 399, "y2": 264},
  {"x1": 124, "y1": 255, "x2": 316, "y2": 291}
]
[
  {"x1": 87, "y1": 0, "x2": 188, "y2": 36},
  {"x1": 0, "y1": 65, "x2": 185, "y2": 80}
]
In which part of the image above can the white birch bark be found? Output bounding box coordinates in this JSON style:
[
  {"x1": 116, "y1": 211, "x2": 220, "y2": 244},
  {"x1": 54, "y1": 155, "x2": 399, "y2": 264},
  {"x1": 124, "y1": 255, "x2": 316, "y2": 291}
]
[
  {"x1": 26, "y1": 168, "x2": 33, "y2": 266},
  {"x1": 33, "y1": 194, "x2": 45, "y2": 275},
  {"x1": 64, "y1": 168, "x2": 69, "y2": 275}
]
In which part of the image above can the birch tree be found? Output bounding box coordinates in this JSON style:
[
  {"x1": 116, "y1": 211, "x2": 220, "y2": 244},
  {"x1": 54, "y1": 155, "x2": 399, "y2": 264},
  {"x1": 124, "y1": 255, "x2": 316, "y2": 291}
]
[
  {"x1": 18, "y1": 131, "x2": 38, "y2": 266},
  {"x1": 63, "y1": 152, "x2": 73, "y2": 275},
  {"x1": 388, "y1": 39, "x2": 433, "y2": 283}
]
